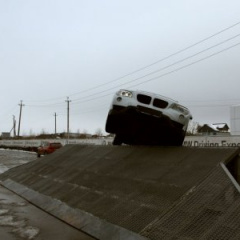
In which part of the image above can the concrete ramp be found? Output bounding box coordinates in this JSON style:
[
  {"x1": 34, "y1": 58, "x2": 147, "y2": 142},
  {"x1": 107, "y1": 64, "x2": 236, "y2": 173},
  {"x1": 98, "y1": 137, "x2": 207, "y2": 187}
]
[{"x1": 0, "y1": 145, "x2": 240, "y2": 239}]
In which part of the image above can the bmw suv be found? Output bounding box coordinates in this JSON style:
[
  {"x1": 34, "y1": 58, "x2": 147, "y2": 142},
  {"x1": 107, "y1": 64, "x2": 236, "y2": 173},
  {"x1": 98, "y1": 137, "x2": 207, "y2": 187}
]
[{"x1": 105, "y1": 89, "x2": 192, "y2": 146}]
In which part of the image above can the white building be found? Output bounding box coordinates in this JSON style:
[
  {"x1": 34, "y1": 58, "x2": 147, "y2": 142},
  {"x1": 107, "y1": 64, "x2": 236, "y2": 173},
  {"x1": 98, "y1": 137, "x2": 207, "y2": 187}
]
[{"x1": 230, "y1": 105, "x2": 240, "y2": 135}]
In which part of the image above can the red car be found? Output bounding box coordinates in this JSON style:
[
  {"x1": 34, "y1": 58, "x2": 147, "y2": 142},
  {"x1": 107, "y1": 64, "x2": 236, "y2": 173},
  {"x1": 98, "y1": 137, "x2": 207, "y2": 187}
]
[{"x1": 37, "y1": 142, "x2": 62, "y2": 157}]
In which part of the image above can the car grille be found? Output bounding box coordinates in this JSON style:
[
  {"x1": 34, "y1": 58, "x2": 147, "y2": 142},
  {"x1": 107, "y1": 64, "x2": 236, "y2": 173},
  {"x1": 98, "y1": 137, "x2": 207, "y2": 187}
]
[
  {"x1": 137, "y1": 94, "x2": 152, "y2": 104},
  {"x1": 137, "y1": 94, "x2": 168, "y2": 109},
  {"x1": 137, "y1": 105, "x2": 162, "y2": 117},
  {"x1": 153, "y1": 98, "x2": 168, "y2": 109}
]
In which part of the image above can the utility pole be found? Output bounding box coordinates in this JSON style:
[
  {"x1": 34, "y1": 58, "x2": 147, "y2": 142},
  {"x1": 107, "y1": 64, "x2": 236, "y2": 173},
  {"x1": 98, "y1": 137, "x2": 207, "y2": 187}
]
[
  {"x1": 65, "y1": 97, "x2": 71, "y2": 143},
  {"x1": 10, "y1": 115, "x2": 16, "y2": 137},
  {"x1": 17, "y1": 100, "x2": 25, "y2": 137},
  {"x1": 13, "y1": 115, "x2": 16, "y2": 137},
  {"x1": 54, "y1": 112, "x2": 57, "y2": 136}
]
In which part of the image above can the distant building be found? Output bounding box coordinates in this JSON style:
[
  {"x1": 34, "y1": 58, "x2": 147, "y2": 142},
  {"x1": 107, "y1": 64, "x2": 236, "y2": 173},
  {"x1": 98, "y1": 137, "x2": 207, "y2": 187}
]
[
  {"x1": 198, "y1": 123, "x2": 230, "y2": 136},
  {"x1": 59, "y1": 132, "x2": 92, "y2": 139},
  {"x1": 1, "y1": 132, "x2": 11, "y2": 139},
  {"x1": 230, "y1": 105, "x2": 240, "y2": 135}
]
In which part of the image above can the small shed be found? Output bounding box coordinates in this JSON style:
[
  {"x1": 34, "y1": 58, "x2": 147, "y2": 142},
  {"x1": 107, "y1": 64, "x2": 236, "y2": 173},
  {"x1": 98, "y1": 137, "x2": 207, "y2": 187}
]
[{"x1": 1, "y1": 132, "x2": 11, "y2": 139}]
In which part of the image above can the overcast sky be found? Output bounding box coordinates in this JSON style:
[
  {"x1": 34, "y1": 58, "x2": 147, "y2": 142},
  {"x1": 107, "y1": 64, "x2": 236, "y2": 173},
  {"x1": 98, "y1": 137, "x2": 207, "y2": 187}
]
[{"x1": 0, "y1": 0, "x2": 240, "y2": 135}]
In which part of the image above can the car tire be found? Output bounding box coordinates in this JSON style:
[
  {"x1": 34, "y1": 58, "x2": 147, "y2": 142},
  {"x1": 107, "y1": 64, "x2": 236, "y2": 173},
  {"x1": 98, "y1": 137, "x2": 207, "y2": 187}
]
[
  {"x1": 112, "y1": 135, "x2": 123, "y2": 145},
  {"x1": 37, "y1": 153, "x2": 41, "y2": 158},
  {"x1": 173, "y1": 132, "x2": 185, "y2": 146}
]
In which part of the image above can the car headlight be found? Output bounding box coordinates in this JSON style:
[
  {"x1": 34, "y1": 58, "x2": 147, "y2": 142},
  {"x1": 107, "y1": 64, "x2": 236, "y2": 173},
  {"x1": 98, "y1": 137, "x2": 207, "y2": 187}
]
[
  {"x1": 170, "y1": 103, "x2": 189, "y2": 115},
  {"x1": 117, "y1": 90, "x2": 133, "y2": 98}
]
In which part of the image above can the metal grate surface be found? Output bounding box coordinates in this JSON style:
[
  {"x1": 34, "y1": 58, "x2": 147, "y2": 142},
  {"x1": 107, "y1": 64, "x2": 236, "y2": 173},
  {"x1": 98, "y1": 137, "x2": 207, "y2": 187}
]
[
  {"x1": 141, "y1": 166, "x2": 240, "y2": 239},
  {"x1": 0, "y1": 145, "x2": 240, "y2": 239}
]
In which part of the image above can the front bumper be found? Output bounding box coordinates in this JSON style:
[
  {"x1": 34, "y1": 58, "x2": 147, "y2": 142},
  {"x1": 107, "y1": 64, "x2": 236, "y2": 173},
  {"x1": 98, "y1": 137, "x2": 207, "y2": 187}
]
[{"x1": 106, "y1": 105, "x2": 184, "y2": 134}]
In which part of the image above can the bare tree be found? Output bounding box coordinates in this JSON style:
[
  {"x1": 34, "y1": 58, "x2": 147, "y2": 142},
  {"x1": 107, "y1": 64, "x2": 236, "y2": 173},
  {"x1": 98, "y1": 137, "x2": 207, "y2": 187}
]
[
  {"x1": 186, "y1": 121, "x2": 201, "y2": 135},
  {"x1": 41, "y1": 128, "x2": 47, "y2": 135},
  {"x1": 95, "y1": 128, "x2": 103, "y2": 137},
  {"x1": 29, "y1": 129, "x2": 35, "y2": 137},
  {"x1": 83, "y1": 129, "x2": 88, "y2": 134}
]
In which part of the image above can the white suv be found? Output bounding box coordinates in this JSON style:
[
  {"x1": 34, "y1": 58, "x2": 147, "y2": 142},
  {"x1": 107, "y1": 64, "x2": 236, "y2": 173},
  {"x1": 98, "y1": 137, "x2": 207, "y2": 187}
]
[{"x1": 105, "y1": 89, "x2": 192, "y2": 146}]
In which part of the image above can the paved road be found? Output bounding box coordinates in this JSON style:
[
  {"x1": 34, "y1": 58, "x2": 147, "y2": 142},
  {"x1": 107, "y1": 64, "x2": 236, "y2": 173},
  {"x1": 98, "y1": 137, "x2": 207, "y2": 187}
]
[{"x1": 0, "y1": 149, "x2": 95, "y2": 240}]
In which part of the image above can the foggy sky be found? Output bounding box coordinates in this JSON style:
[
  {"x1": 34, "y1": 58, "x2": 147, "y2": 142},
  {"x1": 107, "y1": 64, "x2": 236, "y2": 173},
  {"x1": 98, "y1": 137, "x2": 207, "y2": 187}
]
[{"x1": 0, "y1": 0, "x2": 240, "y2": 135}]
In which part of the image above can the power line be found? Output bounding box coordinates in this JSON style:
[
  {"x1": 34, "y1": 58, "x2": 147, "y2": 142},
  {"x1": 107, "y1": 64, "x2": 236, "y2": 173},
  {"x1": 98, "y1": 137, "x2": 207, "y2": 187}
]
[
  {"x1": 68, "y1": 40, "x2": 240, "y2": 105},
  {"x1": 25, "y1": 101, "x2": 65, "y2": 108},
  {"x1": 21, "y1": 39, "x2": 240, "y2": 113},
  {"x1": 181, "y1": 98, "x2": 240, "y2": 103},
  {"x1": 58, "y1": 107, "x2": 108, "y2": 116},
  {"x1": 69, "y1": 33, "x2": 240, "y2": 104},
  {"x1": 65, "y1": 21, "x2": 240, "y2": 98},
  {"x1": 0, "y1": 105, "x2": 18, "y2": 118},
  {"x1": 187, "y1": 104, "x2": 232, "y2": 108},
  {"x1": 23, "y1": 37, "x2": 240, "y2": 111},
  {"x1": 14, "y1": 21, "x2": 240, "y2": 128},
  {"x1": 23, "y1": 20, "x2": 240, "y2": 103},
  {"x1": 127, "y1": 41, "x2": 240, "y2": 89}
]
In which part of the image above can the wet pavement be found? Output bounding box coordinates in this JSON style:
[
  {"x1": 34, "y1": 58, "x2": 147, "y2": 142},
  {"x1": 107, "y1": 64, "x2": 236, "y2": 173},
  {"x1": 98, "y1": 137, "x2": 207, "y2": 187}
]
[
  {"x1": 0, "y1": 149, "x2": 37, "y2": 174},
  {"x1": 0, "y1": 149, "x2": 95, "y2": 240}
]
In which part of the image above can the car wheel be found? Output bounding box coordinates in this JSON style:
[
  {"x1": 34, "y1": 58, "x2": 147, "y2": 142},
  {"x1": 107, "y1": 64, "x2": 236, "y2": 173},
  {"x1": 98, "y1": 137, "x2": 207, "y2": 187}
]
[
  {"x1": 112, "y1": 135, "x2": 123, "y2": 145},
  {"x1": 105, "y1": 114, "x2": 112, "y2": 133},
  {"x1": 37, "y1": 153, "x2": 41, "y2": 158},
  {"x1": 173, "y1": 132, "x2": 185, "y2": 146}
]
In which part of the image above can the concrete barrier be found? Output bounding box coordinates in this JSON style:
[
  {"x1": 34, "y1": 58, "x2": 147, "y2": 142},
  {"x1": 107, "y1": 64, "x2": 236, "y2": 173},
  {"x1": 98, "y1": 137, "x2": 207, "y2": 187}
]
[
  {"x1": 0, "y1": 138, "x2": 113, "y2": 153},
  {"x1": 1, "y1": 135, "x2": 240, "y2": 150},
  {"x1": 0, "y1": 138, "x2": 113, "y2": 147},
  {"x1": 183, "y1": 135, "x2": 240, "y2": 147}
]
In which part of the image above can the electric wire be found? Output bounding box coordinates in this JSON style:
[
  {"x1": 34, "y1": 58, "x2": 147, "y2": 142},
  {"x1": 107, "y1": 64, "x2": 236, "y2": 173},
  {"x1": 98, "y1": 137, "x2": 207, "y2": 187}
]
[
  {"x1": 0, "y1": 105, "x2": 18, "y2": 119},
  {"x1": 67, "y1": 40, "x2": 240, "y2": 105},
  {"x1": 182, "y1": 98, "x2": 240, "y2": 103},
  {"x1": 187, "y1": 104, "x2": 233, "y2": 108},
  {"x1": 70, "y1": 34, "x2": 240, "y2": 103},
  {"x1": 23, "y1": 20, "x2": 240, "y2": 103},
  {"x1": 24, "y1": 39, "x2": 240, "y2": 118},
  {"x1": 127, "y1": 41, "x2": 240, "y2": 89},
  {"x1": 25, "y1": 33, "x2": 240, "y2": 107},
  {"x1": 16, "y1": 21, "x2": 240, "y2": 130},
  {"x1": 64, "y1": 20, "x2": 240, "y2": 98},
  {"x1": 8, "y1": 20, "x2": 240, "y2": 134}
]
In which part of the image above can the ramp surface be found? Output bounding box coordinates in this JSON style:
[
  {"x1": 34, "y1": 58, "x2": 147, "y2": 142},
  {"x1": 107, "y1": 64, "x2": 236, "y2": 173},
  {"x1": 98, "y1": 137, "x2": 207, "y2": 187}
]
[{"x1": 0, "y1": 145, "x2": 240, "y2": 239}]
